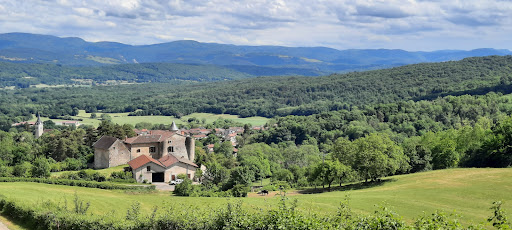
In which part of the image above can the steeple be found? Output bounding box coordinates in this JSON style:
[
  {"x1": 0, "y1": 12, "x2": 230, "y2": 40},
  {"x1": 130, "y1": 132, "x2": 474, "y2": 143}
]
[
  {"x1": 170, "y1": 121, "x2": 179, "y2": 132},
  {"x1": 35, "y1": 112, "x2": 44, "y2": 138}
]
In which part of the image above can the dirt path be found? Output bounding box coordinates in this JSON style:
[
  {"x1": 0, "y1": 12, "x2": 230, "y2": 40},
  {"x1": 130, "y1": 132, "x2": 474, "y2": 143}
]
[
  {"x1": 0, "y1": 220, "x2": 8, "y2": 230},
  {"x1": 247, "y1": 191, "x2": 300, "y2": 198}
]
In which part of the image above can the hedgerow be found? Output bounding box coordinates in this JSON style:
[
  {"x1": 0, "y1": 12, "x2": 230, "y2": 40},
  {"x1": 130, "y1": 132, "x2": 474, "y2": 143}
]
[
  {"x1": 0, "y1": 192, "x2": 508, "y2": 229},
  {"x1": 0, "y1": 177, "x2": 154, "y2": 191}
]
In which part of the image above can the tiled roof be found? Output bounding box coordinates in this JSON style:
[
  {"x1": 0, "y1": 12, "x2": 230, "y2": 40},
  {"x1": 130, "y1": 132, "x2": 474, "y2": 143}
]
[
  {"x1": 159, "y1": 154, "x2": 179, "y2": 167},
  {"x1": 176, "y1": 155, "x2": 198, "y2": 167},
  {"x1": 128, "y1": 155, "x2": 164, "y2": 169},
  {"x1": 128, "y1": 154, "x2": 198, "y2": 169},
  {"x1": 93, "y1": 136, "x2": 118, "y2": 149},
  {"x1": 125, "y1": 135, "x2": 162, "y2": 144}
]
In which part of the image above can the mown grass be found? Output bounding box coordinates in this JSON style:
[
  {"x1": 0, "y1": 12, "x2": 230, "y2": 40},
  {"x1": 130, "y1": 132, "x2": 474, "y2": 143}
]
[
  {"x1": 1, "y1": 168, "x2": 510, "y2": 227},
  {"x1": 29, "y1": 110, "x2": 268, "y2": 127}
]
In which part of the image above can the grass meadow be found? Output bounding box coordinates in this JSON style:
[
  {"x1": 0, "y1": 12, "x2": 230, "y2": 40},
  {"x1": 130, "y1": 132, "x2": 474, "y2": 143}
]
[
  {"x1": 1, "y1": 168, "x2": 511, "y2": 228},
  {"x1": 29, "y1": 110, "x2": 269, "y2": 127}
]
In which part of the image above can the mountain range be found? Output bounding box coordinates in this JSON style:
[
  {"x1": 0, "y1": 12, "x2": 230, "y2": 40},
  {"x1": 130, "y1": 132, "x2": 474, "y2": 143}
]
[{"x1": 1, "y1": 32, "x2": 512, "y2": 76}]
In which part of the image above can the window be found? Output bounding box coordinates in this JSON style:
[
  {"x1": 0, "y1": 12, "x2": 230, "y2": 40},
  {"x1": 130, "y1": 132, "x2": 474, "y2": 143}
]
[
  {"x1": 149, "y1": 146, "x2": 156, "y2": 153},
  {"x1": 168, "y1": 140, "x2": 172, "y2": 144},
  {"x1": 168, "y1": 146, "x2": 174, "y2": 153},
  {"x1": 147, "y1": 166, "x2": 151, "y2": 172},
  {"x1": 136, "y1": 149, "x2": 141, "y2": 153}
]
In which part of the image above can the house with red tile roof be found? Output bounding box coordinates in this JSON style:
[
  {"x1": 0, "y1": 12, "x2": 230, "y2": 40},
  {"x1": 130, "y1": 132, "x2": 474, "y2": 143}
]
[{"x1": 93, "y1": 121, "x2": 199, "y2": 183}]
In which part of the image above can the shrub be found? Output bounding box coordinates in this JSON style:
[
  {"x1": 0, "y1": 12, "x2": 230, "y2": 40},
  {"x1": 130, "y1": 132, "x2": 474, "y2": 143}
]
[
  {"x1": 0, "y1": 165, "x2": 12, "y2": 177},
  {"x1": 59, "y1": 170, "x2": 106, "y2": 182},
  {"x1": 63, "y1": 158, "x2": 85, "y2": 171},
  {"x1": 174, "y1": 178, "x2": 193, "y2": 196},
  {"x1": 230, "y1": 184, "x2": 250, "y2": 197},
  {"x1": 31, "y1": 157, "x2": 51, "y2": 178},
  {"x1": 109, "y1": 171, "x2": 135, "y2": 183},
  {"x1": 12, "y1": 162, "x2": 32, "y2": 177}
]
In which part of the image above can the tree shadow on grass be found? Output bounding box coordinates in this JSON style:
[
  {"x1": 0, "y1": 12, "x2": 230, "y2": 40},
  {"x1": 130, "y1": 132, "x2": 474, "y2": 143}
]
[
  {"x1": 297, "y1": 178, "x2": 396, "y2": 194},
  {"x1": 0, "y1": 213, "x2": 33, "y2": 230}
]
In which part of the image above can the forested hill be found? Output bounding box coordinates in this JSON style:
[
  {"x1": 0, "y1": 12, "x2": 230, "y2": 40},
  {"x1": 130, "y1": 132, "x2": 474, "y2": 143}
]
[
  {"x1": 1, "y1": 32, "x2": 511, "y2": 74},
  {"x1": 2, "y1": 55, "x2": 512, "y2": 123},
  {"x1": 0, "y1": 62, "x2": 253, "y2": 87}
]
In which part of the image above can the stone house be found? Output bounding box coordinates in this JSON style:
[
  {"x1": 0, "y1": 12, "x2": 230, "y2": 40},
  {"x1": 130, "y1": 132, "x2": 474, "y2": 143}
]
[{"x1": 93, "y1": 122, "x2": 198, "y2": 183}]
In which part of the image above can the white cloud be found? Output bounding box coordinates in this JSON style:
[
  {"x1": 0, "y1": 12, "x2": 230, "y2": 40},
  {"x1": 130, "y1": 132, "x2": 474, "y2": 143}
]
[{"x1": 0, "y1": 0, "x2": 511, "y2": 50}]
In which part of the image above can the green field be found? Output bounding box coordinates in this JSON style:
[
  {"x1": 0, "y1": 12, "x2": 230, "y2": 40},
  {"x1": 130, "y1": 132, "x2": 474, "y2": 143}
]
[
  {"x1": 1, "y1": 168, "x2": 511, "y2": 227},
  {"x1": 29, "y1": 110, "x2": 269, "y2": 127}
]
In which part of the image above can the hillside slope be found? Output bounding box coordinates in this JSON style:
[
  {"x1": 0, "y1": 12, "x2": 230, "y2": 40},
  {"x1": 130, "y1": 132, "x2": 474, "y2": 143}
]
[
  {"x1": 0, "y1": 62, "x2": 252, "y2": 87},
  {"x1": 0, "y1": 168, "x2": 510, "y2": 227},
  {"x1": 1, "y1": 33, "x2": 511, "y2": 74},
  {"x1": 298, "y1": 168, "x2": 512, "y2": 226},
  {"x1": 2, "y1": 55, "x2": 512, "y2": 121}
]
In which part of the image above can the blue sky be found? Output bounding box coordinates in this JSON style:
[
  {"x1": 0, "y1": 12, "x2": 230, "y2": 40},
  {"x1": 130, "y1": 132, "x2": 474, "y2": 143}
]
[{"x1": 0, "y1": 0, "x2": 511, "y2": 51}]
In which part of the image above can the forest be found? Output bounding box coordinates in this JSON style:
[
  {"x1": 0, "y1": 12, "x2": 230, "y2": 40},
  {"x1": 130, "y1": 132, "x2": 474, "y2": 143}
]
[
  {"x1": 1, "y1": 55, "x2": 512, "y2": 127},
  {"x1": 0, "y1": 61, "x2": 251, "y2": 88}
]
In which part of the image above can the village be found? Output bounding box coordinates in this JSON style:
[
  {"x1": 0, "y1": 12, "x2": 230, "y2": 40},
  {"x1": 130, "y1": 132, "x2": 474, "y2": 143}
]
[{"x1": 11, "y1": 115, "x2": 266, "y2": 186}]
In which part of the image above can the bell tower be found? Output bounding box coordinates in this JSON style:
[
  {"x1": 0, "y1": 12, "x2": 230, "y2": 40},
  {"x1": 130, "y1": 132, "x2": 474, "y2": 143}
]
[{"x1": 35, "y1": 112, "x2": 44, "y2": 138}]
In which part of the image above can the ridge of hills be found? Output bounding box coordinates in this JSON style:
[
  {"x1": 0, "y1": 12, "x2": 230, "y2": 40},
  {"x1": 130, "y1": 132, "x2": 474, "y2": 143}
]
[
  {"x1": 1, "y1": 32, "x2": 511, "y2": 75},
  {"x1": 2, "y1": 55, "x2": 512, "y2": 121}
]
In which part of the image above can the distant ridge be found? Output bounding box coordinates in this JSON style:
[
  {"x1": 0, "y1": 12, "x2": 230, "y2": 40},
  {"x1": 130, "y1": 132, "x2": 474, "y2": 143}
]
[{"x1": 0, "y1": 32, "x2": 511, "y2": 75}]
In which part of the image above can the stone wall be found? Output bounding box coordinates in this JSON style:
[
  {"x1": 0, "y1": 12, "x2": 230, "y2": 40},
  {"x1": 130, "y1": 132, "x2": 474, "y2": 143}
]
[
  {"x1": 94, "y1": 149, "x2": 110, "y2": 169},
  {"x1": 130, "y1": 142, "x2": 162, "y2": 159},
  {"x1": 166, "y1": 162, "x2": 197, "y2": 181},
  {"x1": 162, "y1": 135, "x2": 188, "y2": 159},
  {"x1": 108, "y1": 140, "x2": 131, "y2": 167}
]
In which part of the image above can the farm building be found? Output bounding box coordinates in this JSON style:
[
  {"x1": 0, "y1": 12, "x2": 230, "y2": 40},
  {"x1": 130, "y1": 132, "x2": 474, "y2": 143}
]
[{"x1": 93, "y1": 121, "x2": 198, "y2": 183}]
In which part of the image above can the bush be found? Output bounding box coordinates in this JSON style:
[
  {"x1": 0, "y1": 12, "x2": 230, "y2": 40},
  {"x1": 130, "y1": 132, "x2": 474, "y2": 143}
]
[
  {"x1": 12, "y1": 162, "x2": 32, "y2": 177},
  {"x1": 63, "y1": 158, "x2": 85, "y2": 171},
  {"x1": 59, "y1": 170, "x2": 106, "y2": 182},
  {"x1": 174, "y1": 178, "x2": 193, "y2": 196},
  {"x1": 230, "y1": 184, "x2": 250, "y2": 197},
  {"x1": 31, "y1": 157, "x2": 51, "y2": 178},
  {"x1": 50, "y1": 162, "x2": 63, "y2": 172},
  {"x1": 0, "y1": 165, "x2": 12, "y2": 177},
  {"x1": 109, "y1": 171, "x2": 135, "y2": 183}
]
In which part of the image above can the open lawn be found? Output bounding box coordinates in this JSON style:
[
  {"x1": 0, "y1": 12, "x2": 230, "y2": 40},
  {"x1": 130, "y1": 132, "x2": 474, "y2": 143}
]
[
  {"x1": 1, "y1": 168, "x2": 511, "y2": 227},
  {"x1": 29, "y1": 111, "x2": 268, "y2": 127}
]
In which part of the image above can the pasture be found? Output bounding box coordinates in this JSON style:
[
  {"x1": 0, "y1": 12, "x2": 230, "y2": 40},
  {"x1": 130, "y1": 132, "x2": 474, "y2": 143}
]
[{"x1": 1, "y1": 168, "x2": 511, "y2": 227}]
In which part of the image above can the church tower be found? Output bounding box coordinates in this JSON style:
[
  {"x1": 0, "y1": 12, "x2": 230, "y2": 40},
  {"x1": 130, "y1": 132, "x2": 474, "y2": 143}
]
[
  {"x1": 35, "y1": 112, "x2": 44, "y2": 138},
  {"x1": 170, "y1": 120, "x2": 179, "y2": 132}
]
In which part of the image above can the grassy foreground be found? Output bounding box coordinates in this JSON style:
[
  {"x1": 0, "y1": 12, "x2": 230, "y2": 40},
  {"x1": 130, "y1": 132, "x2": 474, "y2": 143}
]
[
  {"x1": 1, "y1": 168, "x2": 511, "y2": 227},
  {"x1": 29, "y1": 110, "x2": 269, "y2": 127}
]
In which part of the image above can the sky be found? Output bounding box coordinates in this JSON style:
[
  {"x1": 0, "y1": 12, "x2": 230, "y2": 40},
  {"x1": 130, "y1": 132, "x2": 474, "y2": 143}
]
[{"x1": 0, "y1": 0, "x2": 511, "y2": 51}]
